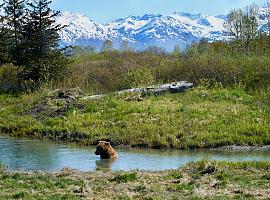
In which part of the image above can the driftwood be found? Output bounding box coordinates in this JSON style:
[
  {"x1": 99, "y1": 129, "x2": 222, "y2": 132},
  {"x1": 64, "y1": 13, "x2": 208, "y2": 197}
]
[{"x1": 82, "y1": 81, "x2": 194, "y2": 100}]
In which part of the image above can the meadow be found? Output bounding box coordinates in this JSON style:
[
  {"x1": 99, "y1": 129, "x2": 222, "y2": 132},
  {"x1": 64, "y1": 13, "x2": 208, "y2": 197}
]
[
  {"x1": 0, "y1": 84, "x2": 269, "y2": 149},
  {"x1": 0, "y1": 161, "x2": 270, "y2": 199}
]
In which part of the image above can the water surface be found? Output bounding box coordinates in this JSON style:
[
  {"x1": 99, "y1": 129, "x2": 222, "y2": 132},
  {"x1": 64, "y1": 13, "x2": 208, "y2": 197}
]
[{"x1": 0, "y1": 135, "x2": 270, "y2": 172}]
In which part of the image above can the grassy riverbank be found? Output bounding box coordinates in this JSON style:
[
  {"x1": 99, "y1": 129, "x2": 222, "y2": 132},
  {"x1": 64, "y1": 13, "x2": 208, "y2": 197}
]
[
  {"x1": 0, "y1": 86, "x2": 269, "y2": 149},
  {"x1": 0, "y1": 161, "x2": 270, "y2": 199}
]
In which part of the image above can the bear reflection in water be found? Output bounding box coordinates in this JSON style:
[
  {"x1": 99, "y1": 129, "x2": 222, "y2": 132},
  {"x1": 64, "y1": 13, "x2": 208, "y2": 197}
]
[
  {"x1": 95, "y1": 141, "x2": 118, "y2": 170},
  {"x1": 96, "y1": 158, "x2": 117, "y2": 170}
]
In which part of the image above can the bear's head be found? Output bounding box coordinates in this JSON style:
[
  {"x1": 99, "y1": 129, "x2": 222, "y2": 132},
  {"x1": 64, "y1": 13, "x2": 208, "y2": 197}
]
[{"x1": 95, "y1": 141, "x2": 118, "y2": 159}]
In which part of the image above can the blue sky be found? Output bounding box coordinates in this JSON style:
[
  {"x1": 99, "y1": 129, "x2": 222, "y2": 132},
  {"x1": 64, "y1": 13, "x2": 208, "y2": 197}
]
[
  {"x1": 52, "y1": 0, "x2": 267, "y2": 23},
  {"x1": 0, "y1": 0, "x2": 266, "y2": 23}
]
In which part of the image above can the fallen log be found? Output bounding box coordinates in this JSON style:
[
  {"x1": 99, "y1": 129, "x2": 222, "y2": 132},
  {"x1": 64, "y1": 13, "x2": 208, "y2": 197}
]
[{"x1": 82, "y1": 81, "x2": 194, "y2": 100}]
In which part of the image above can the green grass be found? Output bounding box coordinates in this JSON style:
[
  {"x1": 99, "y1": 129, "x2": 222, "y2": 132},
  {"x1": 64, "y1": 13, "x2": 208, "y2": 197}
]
[
  {"x1": 0, "y1": 161, "x2": 270, "y2": 199},
  {"x1": 109, "y1": 172, "x2": 137, "y2": 183},
  {"x1": 0, "y1": 164, "x2": 5, "y2": 173},
  {"x1": 0, "y1": 171, "x2": 84, "y2": 200},
  {"x1": 0, "y1": 86, "x2": 269, "y2": 149}
]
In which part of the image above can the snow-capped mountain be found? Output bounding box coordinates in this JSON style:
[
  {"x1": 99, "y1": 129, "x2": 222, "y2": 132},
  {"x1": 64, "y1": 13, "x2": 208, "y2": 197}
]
[
  {"x1": 107, "y1": 12, "x2": 228, "y2": 50},
  {"x1": 257, "y1": 8, "x2": 270, "y2": 32},
  {"x1": 56, "y1": 9, "x2": 269, "y2": 51},
  {"x1": 56, "y1": 11, "x2": 119, "y2": 47}
]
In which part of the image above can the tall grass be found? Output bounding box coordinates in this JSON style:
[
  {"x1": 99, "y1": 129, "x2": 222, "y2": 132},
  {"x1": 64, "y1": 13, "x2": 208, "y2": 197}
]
[{"x1": 0, "y1": 86, "x2": 269, "y2": 149}]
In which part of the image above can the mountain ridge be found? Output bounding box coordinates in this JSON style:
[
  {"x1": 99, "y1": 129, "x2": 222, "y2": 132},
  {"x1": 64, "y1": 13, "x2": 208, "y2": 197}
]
[{"x1": 56, "y1": 9, "x2": 268, "y2": 51}]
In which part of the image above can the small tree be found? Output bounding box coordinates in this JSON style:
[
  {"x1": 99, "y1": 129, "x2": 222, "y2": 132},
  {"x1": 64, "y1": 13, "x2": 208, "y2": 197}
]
[
  {"x1": 120, "y1": 40, "x2": 132, "y2": 52},
  {"x1": 143, "y1": 46, "x2": 166, "y2": 56},
  {"x1": 242, "y1": 4, "x2": 259, "y2": 54},
  {"x1": 226, "y1": 5, "x2": 259, "y2": 54},
  {"x1": 226, "y1": 9, "x2": 244, "y2": 41},
  {"x1": 225, "y1": 9, "x2": 244, "y2": 50},
  {"x1": 101, "y1": 40, "x2": 114, "y2": 52},
  {"x1": 172, "y1": 45, "x2": 181, "y2": 59}
]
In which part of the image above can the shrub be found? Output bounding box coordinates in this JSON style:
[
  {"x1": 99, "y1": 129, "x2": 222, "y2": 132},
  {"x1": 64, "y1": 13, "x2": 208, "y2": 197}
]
[
  {"x1": 121, "y1": 67, "x2": 155, "y2": 88},
  {"x1": 182, "y1": 54, "x2": 270, "y2": 90},
  {"x1": 0, "y1": 65, "x2": 20, "y2": 93}
]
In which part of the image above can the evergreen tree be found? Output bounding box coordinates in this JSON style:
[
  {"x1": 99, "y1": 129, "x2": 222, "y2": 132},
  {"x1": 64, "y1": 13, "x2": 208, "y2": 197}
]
[
  {"x1": 0, "y1": 3, "x2": 10, "y2": 64},
  {"x1": 21, "y1": 0, "x2": 68, "y2": 85},
  {"x1": 2, "y1": 0, "x2": 26, "y2": 65}
]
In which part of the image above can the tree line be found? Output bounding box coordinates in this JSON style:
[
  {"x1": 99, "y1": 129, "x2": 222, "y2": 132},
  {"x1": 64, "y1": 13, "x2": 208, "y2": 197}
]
[{"x1": 0, "y1": 0, "x2": 68, "y2": 90}]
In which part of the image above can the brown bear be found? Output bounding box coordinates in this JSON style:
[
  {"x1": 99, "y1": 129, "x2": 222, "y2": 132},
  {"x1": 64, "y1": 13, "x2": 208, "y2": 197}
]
[{"x1": 95, "y1": 141, "x2": 118, "y2": 159}]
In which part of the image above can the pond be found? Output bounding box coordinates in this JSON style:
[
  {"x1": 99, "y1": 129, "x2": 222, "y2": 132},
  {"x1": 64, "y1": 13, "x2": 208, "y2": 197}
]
[{"x1": 1, "y1": 135, "x2": 270, "y2": 172}]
